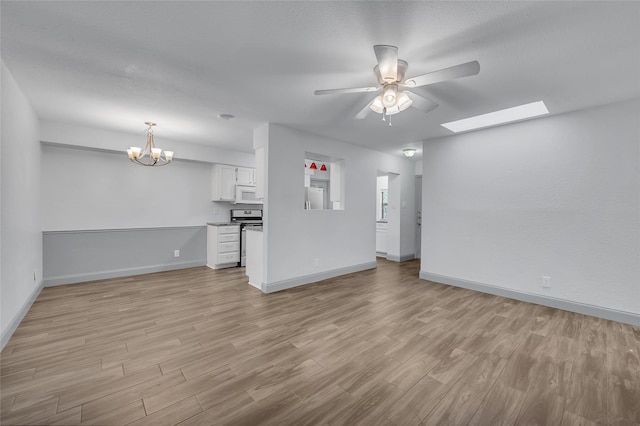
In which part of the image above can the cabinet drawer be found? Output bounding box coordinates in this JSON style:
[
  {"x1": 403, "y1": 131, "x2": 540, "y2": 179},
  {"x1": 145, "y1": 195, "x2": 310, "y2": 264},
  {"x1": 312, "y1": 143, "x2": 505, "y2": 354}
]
[
  {"x1": 218, "y1": 233, "x2": 239, "y2": 243},
  {"x1": 218, "y1": 252, "x2": 239, "y2": 264},
  {"x1": 218, "y1": 241, "x2": 239, "y2": 253},
  {"x1": 218, "y1": 225, "x2": 239, "y2": 234}
]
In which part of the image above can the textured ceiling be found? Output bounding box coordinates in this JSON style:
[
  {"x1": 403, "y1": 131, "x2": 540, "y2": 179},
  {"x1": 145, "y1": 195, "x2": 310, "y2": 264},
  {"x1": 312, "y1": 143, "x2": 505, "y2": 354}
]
[{"x1": 2, "y1": 1, "x2": 639, "y2": 158}]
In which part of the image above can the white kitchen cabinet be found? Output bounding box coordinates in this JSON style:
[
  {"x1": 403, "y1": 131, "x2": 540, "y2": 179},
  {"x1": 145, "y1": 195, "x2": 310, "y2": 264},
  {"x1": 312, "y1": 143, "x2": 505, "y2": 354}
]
[
  {"x1": 236, "y1": 167, "x2": 255, "y2": 186},
  {"x1": 376, "y1": 222, "x2": 388, "y2": 254},
  {"x1": 207, "y1": 224, "x2": 240, "y2": 269},
  {"x1": 212, "y1": 164, "x2": 236, "y2": 201}
]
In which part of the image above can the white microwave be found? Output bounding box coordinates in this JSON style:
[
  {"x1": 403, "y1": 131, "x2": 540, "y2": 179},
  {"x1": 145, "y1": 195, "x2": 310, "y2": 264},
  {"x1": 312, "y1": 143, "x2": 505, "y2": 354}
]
[{"x1": 234, "y1": 185, "x2": 262, "y2": 204}]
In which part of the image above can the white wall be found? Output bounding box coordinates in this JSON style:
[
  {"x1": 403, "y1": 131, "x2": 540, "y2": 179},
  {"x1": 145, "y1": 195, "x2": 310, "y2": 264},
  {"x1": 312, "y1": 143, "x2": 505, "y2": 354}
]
[
  {"x1": 415, "y1": 160, "x2": 423, "y2": 176},
  {"x1": 1, "y1": 61, "x2": 43, "y2": 347},
  {"x1": 397, "y1": 170, "x2": 417, "y2": 260},
  {"x1": 421, "y1": 98, "x2": 640, "y2": 321},
  {"x1": 41, "y1": 121, "x2": 256, "y2": 167},
  {"x1": 258, "y1": 124, "x2": 416, "y2": 291},
  {"x1": 39, "y1": 137, "x2": 264, "y2": 286},
  {"x1": 42, "y1": 145, "x2": 227, "y2": 230},
  {"x1": 40, "y1": 121, "x2": 260, "y2": 231}
]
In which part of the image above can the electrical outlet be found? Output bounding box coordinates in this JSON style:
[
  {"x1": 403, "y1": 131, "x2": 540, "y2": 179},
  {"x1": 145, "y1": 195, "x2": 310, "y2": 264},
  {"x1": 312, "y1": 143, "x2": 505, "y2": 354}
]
[
  {"x1": 542, "y1": 276, "x2": 551, "y2": 288},
  {"x1": 174, "y1": 250, "x2": 180, "y2": 258}
]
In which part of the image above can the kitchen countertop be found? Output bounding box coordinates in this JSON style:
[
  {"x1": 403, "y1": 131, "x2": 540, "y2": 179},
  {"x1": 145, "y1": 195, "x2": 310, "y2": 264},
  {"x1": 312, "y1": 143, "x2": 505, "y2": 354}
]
[
  {"x1": 246, "y1": 226, "x2": 263, "y2": 232},
  {"x1": 207, "y1": 222, "x2": 234, "y2": 226}
]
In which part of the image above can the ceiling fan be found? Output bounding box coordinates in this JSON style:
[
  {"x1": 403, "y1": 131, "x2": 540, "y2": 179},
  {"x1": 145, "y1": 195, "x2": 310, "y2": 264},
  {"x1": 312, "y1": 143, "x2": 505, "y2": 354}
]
[{"x1": 314, "y1": 45, "x2": 480, "y2": 125}]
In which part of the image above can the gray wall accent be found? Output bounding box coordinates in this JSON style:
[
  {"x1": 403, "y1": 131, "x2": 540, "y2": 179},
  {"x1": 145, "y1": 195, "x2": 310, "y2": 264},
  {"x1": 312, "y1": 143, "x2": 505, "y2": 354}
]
[
  {"x1": 262, "y1": 261, "x2": 377, "y2": 294},
  {"x1": 420, "y1": 271, "x2": 640, "y2": 327},
  {"x1": 43, "y1": 226, "x2": 206, "y2": 286},
  {"x1": 1, "y1": 279, "x2": 44, "y2": 350}
]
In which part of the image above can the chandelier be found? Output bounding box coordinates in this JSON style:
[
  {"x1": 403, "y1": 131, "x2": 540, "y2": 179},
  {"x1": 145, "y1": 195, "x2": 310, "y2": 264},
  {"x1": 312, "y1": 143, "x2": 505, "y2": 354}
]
[
  {"x1": 369, "y1": 83, "x2": 413, "y2": 126},
  {"x1": 126, "y1": 122, "x2": 174, "y2": 166}
]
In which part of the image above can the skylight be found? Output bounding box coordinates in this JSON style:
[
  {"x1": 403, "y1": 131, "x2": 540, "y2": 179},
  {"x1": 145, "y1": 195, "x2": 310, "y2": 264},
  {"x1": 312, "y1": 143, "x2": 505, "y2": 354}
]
[{"x1": 441, "y1": 101, "x2": 549, "y2": 133}]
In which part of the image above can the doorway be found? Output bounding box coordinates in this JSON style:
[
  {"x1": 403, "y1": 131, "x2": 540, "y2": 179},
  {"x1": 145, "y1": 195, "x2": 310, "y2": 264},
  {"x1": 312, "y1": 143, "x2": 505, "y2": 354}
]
[
  {"x1": 415, "y1": 176, "x2": 422, "y2": 259},
  {"x1": 376, "y1": 173, "x2": 389, "y2": 256}
]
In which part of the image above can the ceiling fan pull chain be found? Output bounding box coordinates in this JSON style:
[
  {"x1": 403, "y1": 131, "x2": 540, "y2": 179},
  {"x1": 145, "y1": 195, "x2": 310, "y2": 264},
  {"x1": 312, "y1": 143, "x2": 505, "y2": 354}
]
[
  {"x1": 388, "y1": 115, "x2": 392, "y2": 127},
  {"x1": 382, "y1": 107, "x2": 386, "y2": 121}
]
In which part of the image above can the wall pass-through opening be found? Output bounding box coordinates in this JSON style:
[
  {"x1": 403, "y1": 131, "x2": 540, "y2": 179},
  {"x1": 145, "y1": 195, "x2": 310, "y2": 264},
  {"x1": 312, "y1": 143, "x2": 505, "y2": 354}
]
[{"x1": 304, "y1": 153, "x2": 345, "y2": 210}]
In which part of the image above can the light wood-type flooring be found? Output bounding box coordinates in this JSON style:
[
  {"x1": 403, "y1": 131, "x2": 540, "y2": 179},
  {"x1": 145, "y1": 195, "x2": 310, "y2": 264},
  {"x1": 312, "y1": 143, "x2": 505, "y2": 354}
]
[{"x1": 1, "y1": 259, "x2": 639, "y2": 425}]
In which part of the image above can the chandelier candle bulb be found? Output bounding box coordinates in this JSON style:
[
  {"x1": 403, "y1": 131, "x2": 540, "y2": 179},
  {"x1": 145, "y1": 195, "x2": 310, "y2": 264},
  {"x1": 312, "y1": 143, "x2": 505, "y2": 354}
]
[
  {"x1": 164, "y1": 151, "x2": 174, "y2": 162},
  {"x1": 130, "y1": 147, "x2": 141, "y2": 159}
]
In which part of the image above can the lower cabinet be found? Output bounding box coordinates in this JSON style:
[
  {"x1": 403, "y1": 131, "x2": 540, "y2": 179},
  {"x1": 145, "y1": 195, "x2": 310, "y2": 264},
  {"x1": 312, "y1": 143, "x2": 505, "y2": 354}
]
[
  {"x1": 376, "y1": 222, "x2": 388, "y2": 254},
  {"x1": 207, "y1": 224, "x2": 240, "y2": 269}
]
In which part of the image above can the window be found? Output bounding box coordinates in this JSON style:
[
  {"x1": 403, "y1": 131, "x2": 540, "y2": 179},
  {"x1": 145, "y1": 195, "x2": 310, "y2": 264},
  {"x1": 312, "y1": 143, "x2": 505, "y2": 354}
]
[{"x1": 381, "y1": 190, "x2": 389, "y2": 219}]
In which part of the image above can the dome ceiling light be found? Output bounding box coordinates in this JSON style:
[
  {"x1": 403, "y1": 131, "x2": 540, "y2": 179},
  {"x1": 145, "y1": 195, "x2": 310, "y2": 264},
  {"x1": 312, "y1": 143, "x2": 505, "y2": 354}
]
[{"x1": 403, "y1": 148, "x2": 416, "y2": 158}]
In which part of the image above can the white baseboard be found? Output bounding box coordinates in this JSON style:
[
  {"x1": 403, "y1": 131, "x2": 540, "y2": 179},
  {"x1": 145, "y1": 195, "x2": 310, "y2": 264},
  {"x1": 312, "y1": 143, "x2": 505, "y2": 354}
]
[
  {"x1": 262, "y1": 261, "x2": 378, "y2": 293},
  {"x1": 420, "y1": 271, "x2": 640, "y2": 327},
  {"x1": 1, "y1": 280, "x2": 44, "y2": 351},
  {"x1": 43, "y1": 260, "x2": 206, "y2": 287},
  {"x1": 386, "y1": 253, "x2": 416, "y2": 262}
]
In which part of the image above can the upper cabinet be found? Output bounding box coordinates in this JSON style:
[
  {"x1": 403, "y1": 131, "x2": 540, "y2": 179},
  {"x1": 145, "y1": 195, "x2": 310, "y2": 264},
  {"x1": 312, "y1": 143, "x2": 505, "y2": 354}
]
[
  {"x1": 236, "y1": 167, "x2": 255, "y2": 186},
  {"x1": 212, "y1": 164, "x2": 261, "y2": 203},
  {"x1": 212, "y1": 164, "x2": 236, "y2": 201}
]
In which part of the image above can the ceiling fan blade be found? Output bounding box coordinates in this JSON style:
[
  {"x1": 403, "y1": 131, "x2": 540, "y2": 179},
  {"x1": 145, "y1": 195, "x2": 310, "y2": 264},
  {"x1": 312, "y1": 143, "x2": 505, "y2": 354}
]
[
  {"x1": 354, "y1": 97, "x2": 377, "y2": 120},
  {"x1": 373, "y1": 45, "x2": 398, "y2": 82},
  {"x1": 404, "y1": 60, "x2": 480, "y2": 88},
  {"x1": 314, "y1": 86, "x2": 379, "y2": 96},
  {"x1": 408, "y1": 91, "x2": 439, "y2": 114}
]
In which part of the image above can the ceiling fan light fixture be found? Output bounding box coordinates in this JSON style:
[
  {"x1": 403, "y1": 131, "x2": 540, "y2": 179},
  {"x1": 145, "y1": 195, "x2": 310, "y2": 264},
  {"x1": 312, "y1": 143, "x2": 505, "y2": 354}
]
[
  {"x1": 385, "y1": 104, "x2": 401, "y2": 116},
  {"x1": 382, "y1": 84, "x2": 398, "y2": 108},
  {"x1": 397, "y1": 91, "x2": 413, "y2": 112},
  {"x1": 370, "y1": 95, "x2": 384, "y2": 114},
  {"x1": 316, "y1": 45, "x2": 477, "y2": 125}
]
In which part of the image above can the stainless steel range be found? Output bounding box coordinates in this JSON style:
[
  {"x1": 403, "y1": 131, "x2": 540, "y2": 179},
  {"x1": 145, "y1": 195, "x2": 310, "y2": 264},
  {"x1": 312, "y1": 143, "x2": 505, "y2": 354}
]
[{"x1": 230, "y1": 209, "x2": 263, "y2": 267}]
